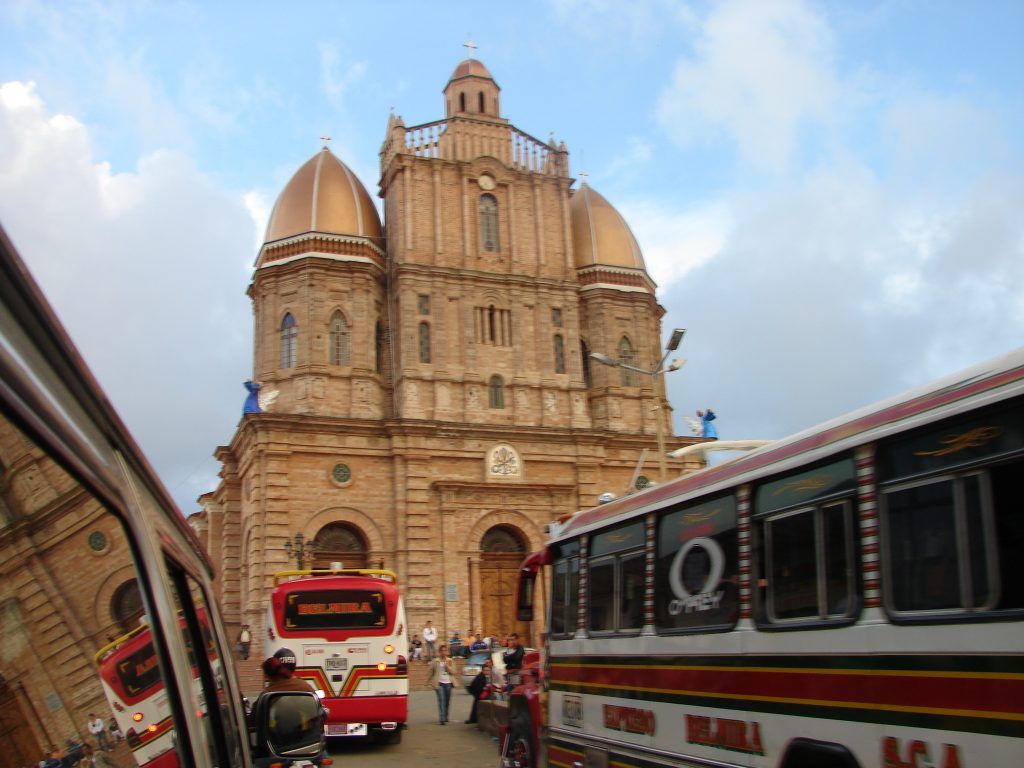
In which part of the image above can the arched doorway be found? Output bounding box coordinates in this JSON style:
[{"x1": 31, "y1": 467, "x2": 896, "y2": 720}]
[
  {"x1": 478, "y1": 525, "x2": 529, "y2": 642},
  {"x1": 111, "y1": 579, "x2": 144, "y2": 634},
  {"x1": 312, "y1": 522, "x2": 368, "y2": 570},
  {"x1": 0, "y1": 677, "x2": 38, "y2": 768}
]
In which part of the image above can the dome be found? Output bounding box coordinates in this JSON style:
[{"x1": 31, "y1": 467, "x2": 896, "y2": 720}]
[
  {"x1": 264, "y1": 147, "x2": 382, "y2": 244},
  {"x1": 569, "y1": 183, "x2": 646, "y2": 271},
  {"x1": 447, "y1": 58, "x2": 496, "y2": 84}
]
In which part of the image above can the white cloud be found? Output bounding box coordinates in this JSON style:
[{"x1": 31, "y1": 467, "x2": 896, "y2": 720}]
[
  {"x1": 657, "y1": 0, "x2": 838, "y2": 173},
  {"x1": 0, "y1": 80, "x2": 257, "y2": 511},
  {"x1": 319, "y1": 43, "x2": 368, "y2": 106},
  {"x1": 618, "y1": 197, "x2": 732, "y2": 291},
  {"x1": 660, "y1": 160, "x2": 1024, "y2": 442}
]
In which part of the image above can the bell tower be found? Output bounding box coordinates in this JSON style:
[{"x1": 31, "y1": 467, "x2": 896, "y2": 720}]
[
  {"x1": 443, "y1": 53, "x2": 502, "y2": 119},
  {"x1": 378, "y1": 56, "x2": 586, "y2": 430}
]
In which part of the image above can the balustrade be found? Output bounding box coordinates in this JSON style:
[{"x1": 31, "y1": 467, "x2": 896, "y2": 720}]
[{"x1": 387, "y1": 118, "x2": 566, "y2": 175}]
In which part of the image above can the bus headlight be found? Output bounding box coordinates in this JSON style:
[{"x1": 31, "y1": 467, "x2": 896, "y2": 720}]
[
  {"x1": 377, "y1": 662, "x2": 387, "y2": 671},
  {"x1": 383, "y1": 644, "x2": 394, "y2": 654},
  {"x1": 132, "y1": 713, "x2": 144, "y2": 722}
]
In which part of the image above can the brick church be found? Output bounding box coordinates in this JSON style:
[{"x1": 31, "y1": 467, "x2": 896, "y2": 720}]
[{"x1": 191, "y1": 54, "x2": 696, "y2": 654}]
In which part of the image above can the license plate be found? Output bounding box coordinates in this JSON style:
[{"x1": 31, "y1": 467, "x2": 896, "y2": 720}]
[
  {"x1": 325, "y1": 658, "x2": 348, "y2": 671},
  {"x1": 326, "y1": 723, "x2": 366, "y2": 736}
]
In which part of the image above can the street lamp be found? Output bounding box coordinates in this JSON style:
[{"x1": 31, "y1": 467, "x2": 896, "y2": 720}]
[
  {"x1": 284, "y1": 532, "x2": 318, "y2": 569},
  {"x1": 591, "y1": 328, "x2": 686, "y2": 483}
]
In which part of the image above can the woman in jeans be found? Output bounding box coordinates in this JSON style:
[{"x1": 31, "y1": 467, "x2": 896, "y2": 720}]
[{"x1": 425, "y1": 643, "x2": 458, "y2": 724}]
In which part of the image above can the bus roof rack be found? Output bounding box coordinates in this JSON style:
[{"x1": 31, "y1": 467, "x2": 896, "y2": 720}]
[
  {"x1": 94, "y1": 622, "x2": 149, "y2": 663},
  {"x1": 668, "y1": 439, "x2": 774, "y2": 460},
  {"x1": 273, "y1": 568, "x2": 398, "y2": 586}
]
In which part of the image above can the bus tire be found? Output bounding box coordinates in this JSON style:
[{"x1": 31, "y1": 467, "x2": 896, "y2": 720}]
[
  {"x1": 780, "y1": 738, "x2": 860, "y2": 768},
  {"x1": 501, "y1": 713, "x2": 534, "y2": 768}
]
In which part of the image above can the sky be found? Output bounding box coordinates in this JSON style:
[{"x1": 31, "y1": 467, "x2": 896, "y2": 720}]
[{"x1": 1, "y1": 0, "x2": 1022, "y2": 513}]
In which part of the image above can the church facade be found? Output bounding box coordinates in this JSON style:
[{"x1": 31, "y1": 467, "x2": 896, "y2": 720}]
[{"x1": 192, "y1": 56, "x2": 696, "y2": 651}]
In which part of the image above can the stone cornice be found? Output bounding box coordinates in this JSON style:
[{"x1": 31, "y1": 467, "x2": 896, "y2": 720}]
[
  {"x1": 258, "y1": 231, "x2": 386, "y2": 265},
  {"x1": 576, "y1": 264, "x2": 657, "y2": 293}
]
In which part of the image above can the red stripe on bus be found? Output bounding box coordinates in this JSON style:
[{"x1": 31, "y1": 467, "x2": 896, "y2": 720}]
[{"x1": 551, "y1": 664, "x2": 1024, "y2": 716}]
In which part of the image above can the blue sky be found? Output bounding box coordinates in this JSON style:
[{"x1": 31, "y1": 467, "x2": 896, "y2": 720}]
[{"x1": 2, "y1": 0, "x2": 1022, "y2": 512}]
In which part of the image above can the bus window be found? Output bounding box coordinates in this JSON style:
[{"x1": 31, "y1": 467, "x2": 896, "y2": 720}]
[
  {"x1": 755, "y1": 457, "x2": 858, "y2": 626},
  {"x1": 181, "y1": 569, "x2": 245, "y2": 766},
  {"x1": 282, "y1": 588, "x2": 388, "y2": 631},
  {"x1": 550, "y1": 540, "x2": 580, "y2": 637},
  {"x1": 587, "y1": 521, "x2": 644, "y2": 634},
  {"x1": 655, "y1": 495, "x2": 738, "y2": 632},
  {"x1": 0, "y1": 408, "x2": 184, "y2": 766},
  {"x1": 883, "y1": 463, "x2": 1024, "y2": 616},
  {"x1": 879, "y1": 400, "x2": 1024, "y2": 618}
]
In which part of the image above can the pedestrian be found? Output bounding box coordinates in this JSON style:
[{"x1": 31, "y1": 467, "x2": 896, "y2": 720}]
[
  {"x1": 261, "y1": 648, "x2": 315, "y2": 693},
  {"x1": 422, "y1": 620, "x2": 438, "y2": 661},
  {"x1": 410, "y1": 634, "x2": 423, "y2": 661},
  {"x1": 465, "y1": 659, "x2": 493, "y2": 725},
  {"x1": 82, "y1": 744, "x2": 115, "y2": 768},
  {"x1": 469, "y1": 633, "x2": 488, "y2": 653},
  {"x1": 503, "y1": 633, "x2": 524, "y2": 674},
  {"x1": 108, "y1": 717, "x2": 123, "y2": 743},
  {"x1": 237, "y1": 624, "x2": 252, "y2": 660},
  {"x1": 425, "y1": 643, "x2": 457, "y2": 725},
  {"x1": 449, "y1": 629, "x2": 462, "y2": 658},
  {"x1": 86, "y1": 713, "x2": 110, "y2": 751}
]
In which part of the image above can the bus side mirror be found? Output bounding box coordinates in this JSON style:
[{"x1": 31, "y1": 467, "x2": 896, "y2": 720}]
[
  {"x1": 516, "y1": 572, "x2": 535, "y2": 622},
  {"x1": 250, "y1": 691, "x2": 325, "y2": 761}
]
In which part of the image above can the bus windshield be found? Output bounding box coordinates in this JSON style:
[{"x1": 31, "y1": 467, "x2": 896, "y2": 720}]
[
  {"x1": 109, "y1": 638, "x2": 163, "y2": 701},
  {"x1": 283, "y1": 588, "x2": 388, "y2": 631}
]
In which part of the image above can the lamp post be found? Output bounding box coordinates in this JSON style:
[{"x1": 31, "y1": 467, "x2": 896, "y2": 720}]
[
  {"x1": 284, "y1": 532, "x2": 317, "y2": 569},
  {"x1": 591, "y1": 328, "x2": 686, "y2": 483}
]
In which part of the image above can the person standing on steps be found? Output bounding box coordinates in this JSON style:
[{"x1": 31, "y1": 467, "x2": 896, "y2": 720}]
[
  {"x1": 422, "y1": 619, "x2": 438, "y2": 661},
  {"x1": 425, "y1": 644, "x2": 458, "y2": 725}
]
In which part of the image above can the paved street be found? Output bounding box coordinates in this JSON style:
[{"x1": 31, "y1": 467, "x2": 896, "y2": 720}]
[{"x1": 326, "y1": 689, "x2": 501, "y2": 767}]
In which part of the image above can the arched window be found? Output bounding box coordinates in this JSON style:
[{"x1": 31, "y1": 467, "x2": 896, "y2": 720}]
[
  {"x1": 618, "y1": 336, "x2": 638, "y2": 386},
  {"x1": 479, "y1": 194, "x2": 499, "y2": 252},
  {"x1": 280, "y1": 313, "x2": 297, "y2": 368},
  {"x1": 489, "y1": 375, "x2": 505, "y2": 409},
  {"x1": 111, "y1": 580, "x2": 144, "y2": 634},
  {"x1": 581, "y1": 340, "x2": 592, "y2": 387},
  {"x1": 418, "y1": 322, "x2": 431, "y2": 363},
  {"x1": 312, "y1": 522, "x2": 368, "y2": 570},
  {"x1": 375, "y1": 321, "x2": 384, "y2": 373},
  {"x1": 481, "y1": 526, "x2": 526, "y2": 553},
  {"x1": 459, "y1": 92, "x2": 466, "y2": 112},
  {"x1": 478, "y1": 91, "x2": 485, "y2": 113},
  {"x1": 329, "y1": 311, "x2": 350, "y2": 365},
  {"x1": 554, "y1": 334, "x2": 565, "y2": 374}
]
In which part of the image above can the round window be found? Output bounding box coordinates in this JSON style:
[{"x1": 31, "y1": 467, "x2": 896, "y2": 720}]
[
  {"x1": 88, "y1": 531, "x2": 108, "y2": 552},
  {"x1": 331, "y1": 463, "x2": 352, "y2": 485}
]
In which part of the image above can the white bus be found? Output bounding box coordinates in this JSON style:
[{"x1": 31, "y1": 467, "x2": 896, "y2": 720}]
[
  {"x1": 265, "y1": 568, "x2": 408, "y2": 743},
  {"x1": 512, "y1": 349, "x2": 1024, "y2": 768}
]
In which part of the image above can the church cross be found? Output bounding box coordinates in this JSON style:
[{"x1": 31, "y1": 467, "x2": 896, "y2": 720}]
[
  {"x1": 320, "y1": 134, "x2": 331, "y2": 148},
  {"x1": 463, "y1": 35, "x2": 478, "y2": 58}
]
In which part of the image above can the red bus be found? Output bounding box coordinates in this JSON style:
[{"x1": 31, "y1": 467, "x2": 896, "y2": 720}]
[{"x1": 265, "y1": 569, "x2": 408, "y2": 743}]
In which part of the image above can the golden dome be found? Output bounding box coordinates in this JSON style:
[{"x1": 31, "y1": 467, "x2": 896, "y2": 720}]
[
  {"x1": 264, "y1": 147, "x2": 382, "y2": 244},
  {"x1": 448, "y1": 58, "x2": 495, "y2": 83},
  {"x1": 570, "y1": 183, "x2": 646, "y2": 271}
]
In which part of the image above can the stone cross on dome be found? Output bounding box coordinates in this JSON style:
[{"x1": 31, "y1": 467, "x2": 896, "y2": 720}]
[{"x1": 463, "y1": 35, "x2": 478, "y2": 58}]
